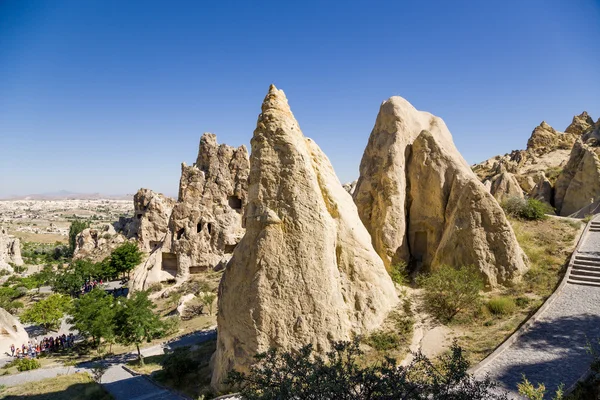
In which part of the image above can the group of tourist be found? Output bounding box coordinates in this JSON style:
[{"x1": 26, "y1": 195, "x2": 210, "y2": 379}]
[
  {"x1": 9, "y1": 334, "x2": 75, "y2": 358},
  {"x1": 81, "y1": 279, "x2": 103, "y2": 294}
]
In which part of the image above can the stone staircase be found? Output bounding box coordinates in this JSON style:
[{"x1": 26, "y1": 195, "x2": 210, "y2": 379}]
[{"x1": 567, "y1": 220, "x2": 600, "y2": 286}]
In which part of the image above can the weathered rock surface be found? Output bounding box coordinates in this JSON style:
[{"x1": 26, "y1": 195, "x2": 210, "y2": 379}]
[
  {"x1": 342, "y1": 180, "x2": 358, "y2": 195},
  {"x1": 526, "y1": 122, "x2": 576, "y2": 155},
  {"x1": 354, "y1": 96, "x2": 528, "y2": 286},
  {"x1": 211, "y1": 85, "x2": 398, "y2": 390},
  {"x1": 565, "y1": 111, "x2": 595, "y2": 135},
  {"x1": 168, "y1": 133, "x2": 249, "y2": 280},
  {"x1": 0, "y1": 228, "x2": 23, "y2": 271},
  {"x1": 530, "y1": 172, "x2": 553, "y2": 205},
  {"x1": 73, "y1": 224, "x2": 126, "y2": 261},
  {"x1": 555, "y1": 134, "x2": 600, "y2": 216},
  {"x1": 0, "y1": 308, "x2": 28, "y2": 353},
  {"x1": 489, "y1": 170, "x2": 524, "y2": 202}
]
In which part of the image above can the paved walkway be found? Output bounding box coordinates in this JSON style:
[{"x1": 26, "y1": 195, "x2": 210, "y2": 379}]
[
  {"x1": 0, "y1": 329, "x2": 216, "y2": 400},
  {"x1": 474, "y1": 218, "x2": 600, "y2": 398}
]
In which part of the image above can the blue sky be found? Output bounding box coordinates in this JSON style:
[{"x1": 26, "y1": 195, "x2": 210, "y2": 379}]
[{"x1": 1, "y1": 0, "x2": 599, "y2": 198}]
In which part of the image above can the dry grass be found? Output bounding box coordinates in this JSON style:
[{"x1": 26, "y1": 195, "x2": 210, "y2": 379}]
[
  {"x1": 0, "y1": 372, "x2": 112, "y2": 399},
  {"x1": 451, "y1": 216, "x2": 582, "y2": 365},
  {"x1": 11, "y1": 231, "x2": 67, "y2": 244}
]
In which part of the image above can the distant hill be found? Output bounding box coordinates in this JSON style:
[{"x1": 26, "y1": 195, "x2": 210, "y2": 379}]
[{"x1": 0, "y1": 190, "x2": 133, "y2": 201}]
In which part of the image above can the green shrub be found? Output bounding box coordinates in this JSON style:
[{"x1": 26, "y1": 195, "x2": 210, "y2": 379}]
[
  {"x1": 486, "y1": 297, "x2": 516, "y2": 316},
  {"x1": 147, "y1": 283, "x2": 162, "y2": 293},
  {"x1": 502, "y1": 197, "x2": 552, "y2": 221},
  {"x1": 417, "y1": 265, "x2": 483, "y2": 323},
  {"x1": 9, "y1": 358, "x2": 42, "y2": 372},
  {"x1": 366, "y1": 330, "x2": 401, "y2": 351},
  {"x1": 161, "y1": 348, "x2": 199, "y2": 385},
  {"x1": 515, "y1": 296, "x2": 531, "y2": 308},
  {"x1": 389, "y1": 263, "x2": 408, "y2": 285}
]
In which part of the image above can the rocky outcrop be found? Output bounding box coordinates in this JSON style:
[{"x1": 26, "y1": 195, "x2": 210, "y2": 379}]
[
  {"x1": 489, "y1": 171, "x2": 524, "y2": 202},
  {"x1": 555, "y1": 137, "x2": 600, "y2": 216},
  {"x1": 73, "y1": 224, "x2": 126, "y2": 261},
  {"x1": 407, "y1": 131, "x2": 529, "y2": 286},
  {"x1": 168, "y1": 133, "x2": 249, "y2": 280},
  {"x1": 0, "y1": 308, "x2": 28, "y2": 353},
  {"x1": 211, "y1": 86, "x2": 398, "y2": 390},
  {"x1": 354, "y1": 96, "x2": 528, "y2": 286},
  {"x1": 565, "y1": 112, "x2": 595, "y2": 135},
  {"x1": 526, "y1": 122, "x2": 576, "y2": 155},
  {"x1": 0, "y1": 228, "x2": 23, "y2": 271},
  {"x1": 342, "y1": 180, "x2": 358, "y2": 195},
  {"x1": 530, "y1": 172, "x2": 553, "y2": 205}
]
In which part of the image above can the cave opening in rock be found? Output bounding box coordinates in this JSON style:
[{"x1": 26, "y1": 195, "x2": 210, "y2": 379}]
[
  {"x1": 197, "y1": 222, "x2": 202, "y2": 233},
  {"x1": 224, "y1": 244, "x2": 236, "y2": 254},
  {"x1": 207, "y1": 223, "x2": 212, "y2": 235},
  {"x1": 161, "y1": 252, "x2": 177, "y2": 274},
  {"x1": 228, "y1": 195, "x2": 242, "y2": 210},
  {"x1": 176, "y1": 228, "x2": 185, "y2": 240},
  {"x1": 137, "y1": 214, "x2": 142, "y2": 219}
]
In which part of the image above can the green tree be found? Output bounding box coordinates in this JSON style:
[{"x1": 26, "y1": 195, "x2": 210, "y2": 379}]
[
  {"x1": 20, "y1": 294, "x2": 71, "y2": 331},
  {"x1": 68, "y1": 219, "x2": 90, "y2": 255},
  {"x1": 114, "y1": 291, "x2": 164, "y2": 364},
  {"x1": 109, "y1": 242, "x2": 143, "y2": 279},
  {"x1": 417, "y1": 265, "x2": 483, "y2": 322},
  {"x1": 228, "y1": 339, "x2": 508, "y2": 399},
  {"x1": 200, "y1": 292, "x2": 217, "y2": 315},
  {"x1": 69, "y1": 288, "x2": 116, "y2": 348}
]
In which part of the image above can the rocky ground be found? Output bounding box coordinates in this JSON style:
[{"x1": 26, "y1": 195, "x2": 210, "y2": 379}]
[{"x1": 0, "y1": 199, "x2": 133, "y2": 243}]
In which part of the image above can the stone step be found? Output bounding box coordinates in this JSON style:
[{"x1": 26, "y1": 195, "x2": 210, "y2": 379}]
[
  {"x1": 567, "y1": 278, "x2": 600, "y2": 287},
  {"x1": 589, "y1": 228, "x2": 600, "y2": 232},
  {"x1": 575, "y1": 255, "x2": 600, "y2": 263},
  {"x1": 567, "y1": 274, "x2": 600, "y2": 285},
  {"x1": 572, "y1": 264, "x2": 600, "y2": 272},
  {"x1": 573, "y1": 259, "x2": 600, "y2": 267},
  {"x1": 570, "y1": 269, "x2": 600, "y2": 278}
]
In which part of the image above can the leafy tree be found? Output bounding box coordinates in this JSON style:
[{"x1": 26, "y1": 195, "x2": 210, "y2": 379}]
[
  {"x1": 69, "y1": 288, "x2": 116, "y2": 348},
  {"x1": 417, "y1": 265, "x2": 483, "y2": 323},
  {"x1": 114, "y1": 291, "x2": 164, "y2": 364},
  {"x1": 109, "y1": 242, "x2": 143, "y2": 279},
  {"x1": 20, "y1": 294, "x2": 71, "y2": 331},
  {"x1": 518, "y1": 377, "x2": 564, "y2": 400},
  {"x1": 69, "y1": 219, "x2": 90, "y2": 255},
  {"x1": 200, "y1": 293, "x2": 217, "y2": 315},
  {"x1": 228, "y1": 339, "x2": 507, "y2": 399}
]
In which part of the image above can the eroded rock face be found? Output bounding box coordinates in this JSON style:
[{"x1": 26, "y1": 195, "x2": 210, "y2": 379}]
[
  {"x1": 343, "y1": 180, "x2": 358, "y2": 195},
  {"x1": 211, "y1": 86, "x2": 397, "y2": 390},
  {"x1": 0, "y1": 228, "x2": 23, "y2": 271},
  {"x1": 168, "y1": 133, "x2": 249, "y2": 280},
  {"x1": 565, "y1": 112, "x2": 595, "y2": 135},
  {"x1": 354, "y1": 96, "x2": 528, "y2": 285},
  {"x1": 408, "y1": 131, "x2": 528, "y2": 286},
  {"x1": 73, "y1": 224, "x2": 126, "y2": 261},
  {"x1": 0, "y1": 308, "x2": 28, "y2": 353},
  {"x1": 530, "y1": 172, "x2": 553, "y2": 205},
  {"x1": 555, "y1": 134, "x2": 600, "y2": 216},
  {"x1": 489, "y1": 171, "x2": 524, "y2": 202},
  {"x1": 526, "y1": 122, "x2": 576, "y2": 155}
]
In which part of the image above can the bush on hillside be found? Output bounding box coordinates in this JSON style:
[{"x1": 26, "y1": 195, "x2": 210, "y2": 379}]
[
  {"x1": 417, "y1": 265, "x2": 483, "y2": 323},
  {"x1": 502, "y1": 197, "x2": 552, "y2": 221},
  {"x1": 228, "y1": 339, "x2": 508, "y2": 399},
  {"x1": 487, "y1": 296, "x2": 516, "y2": 316}
]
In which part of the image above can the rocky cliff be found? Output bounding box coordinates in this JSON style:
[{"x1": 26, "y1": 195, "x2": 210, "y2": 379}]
[
  {"x1": 353, "y1": 96, "x2": 528, "y2": 286},
  {"x1": 211, "y1": 85, "x2": 398, "y2": 390},
  {"x1": 0, "y1": 228, "x2": 23, "y2": 271}
]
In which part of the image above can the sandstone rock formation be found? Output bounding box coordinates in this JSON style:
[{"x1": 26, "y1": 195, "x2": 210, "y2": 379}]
[
  {"x1": 211, "y1": 85, "x2": 398, "y2": 390},
  {"x1": 555, "y1": 126, "x2": 600, "y2": 216},
  {"x1": 489, "y1": 170, "x2": 524, "y2": 202},
  {"x1": 0, "y1": 308, "x2": 28, "y2": 354},
  {"x1": 526, "y1": 121, "x2": 576, "y2": 155},
  {"x1": 407, "y1": 130, "x2": 528, "y2": 285},
  {"x1": 530, "y1": 172, "x2": 553, "y2": 205},
  {"x1": 73, "y1": 224, "x2": 126, "y2": 261},
  {"x1": 0, "y1": 228, "x2": 23, "y2": 271},
  {"x1": 565, "y1": 111, "x2": 595, "y2": 135},
  {"x1": 353, "y1": 96, "x2": 528, "y2": 286},
  {"x1": 342, "y1": 180, "x2": 358, "y2": 195},
  {"x1": 168, "y1": 133, "x2": 249, "y2": 280}
]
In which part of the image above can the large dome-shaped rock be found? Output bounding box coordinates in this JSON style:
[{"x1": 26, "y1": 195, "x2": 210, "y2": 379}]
[
  {"x1": 0, "y1": 228, "x2": 23, "y2": 272},
  {"x1": 408, "y1": 131, "x2": 529, "y2": 286},
  {"x1": 354, "y1": 96, "x2": 528, "y2": 286},
  {"x1": 489, "y1": 170, "x2": 524, "y2": 202},
  {"x1": 211, "y1": 86, "x2": 398, "y2": 390},
  {"x1": 0, "y1": 308, "x2": 28, "y2": 353},
  {"x1": 555, "y1": 138, "x2": 600, "y2": 216},
  {"x1": 168, "y1": 133, "x2": 249, "y2": 280}
]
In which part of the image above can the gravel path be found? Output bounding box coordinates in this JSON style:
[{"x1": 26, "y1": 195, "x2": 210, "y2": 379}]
[{"x1": 474, "y1": 225, "x2": 600, "y2": 398}]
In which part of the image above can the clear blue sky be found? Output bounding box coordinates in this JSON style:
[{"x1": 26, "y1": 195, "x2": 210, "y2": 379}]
[{"x1": 1, "y1": 0, "x2": 599, "y2": 198}]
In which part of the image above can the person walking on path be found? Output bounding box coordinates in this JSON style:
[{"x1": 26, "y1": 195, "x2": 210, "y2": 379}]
[{"x1": 10, "y1": 344, "x2": 14, "y2": 357}]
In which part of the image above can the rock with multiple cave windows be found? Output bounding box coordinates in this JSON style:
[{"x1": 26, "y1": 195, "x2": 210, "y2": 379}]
[{"x1": 168, "y1": 132, "x2": 250, "y2": 280}]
